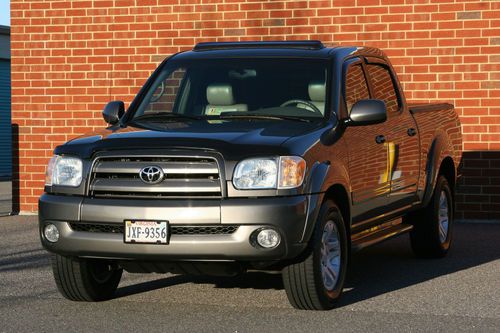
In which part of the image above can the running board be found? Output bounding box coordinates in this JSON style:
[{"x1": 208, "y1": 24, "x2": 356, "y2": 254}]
[{"x1": 351, "y1": 223, "x2": 413, "y2": 252}]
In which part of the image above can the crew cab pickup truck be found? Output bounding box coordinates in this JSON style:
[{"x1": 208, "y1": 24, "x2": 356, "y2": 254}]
[{"x1": 40, "y1": 41, "x2": 462, "y2": 310}]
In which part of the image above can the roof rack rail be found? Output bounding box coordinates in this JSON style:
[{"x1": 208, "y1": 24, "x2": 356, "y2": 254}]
[{"x1": 193, "y1": 40, "x2": 325, "y2": 51}]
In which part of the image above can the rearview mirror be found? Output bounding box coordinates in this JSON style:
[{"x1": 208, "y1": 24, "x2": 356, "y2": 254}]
[
  {"x1": 345, "y1": 99, "x2": 387, "y2": 126},
  {"x1": 102, "y1": 101, "x2": 125, "y2": 125}
]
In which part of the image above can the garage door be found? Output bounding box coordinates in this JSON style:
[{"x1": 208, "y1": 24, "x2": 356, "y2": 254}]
[
  {"x1": 0, "y1": 60, "x2": 10, "y2": 177},
  {"x1": 0, "y1": 59, "x2": 11, "y2": 215}
]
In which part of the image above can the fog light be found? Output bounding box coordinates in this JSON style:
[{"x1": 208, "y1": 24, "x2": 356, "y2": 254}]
[
  {"x1": 44, "y1": 224, "x2": 59, "y2": 243},
  {"x1": 256, "y1": 228, "x2": 281, "y2": 249}
]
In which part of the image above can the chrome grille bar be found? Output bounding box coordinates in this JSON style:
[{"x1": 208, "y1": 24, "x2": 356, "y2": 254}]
[
  {"x1": 94, "y1": 161, "x2": 219, "y2": 175},
  {"x1": 91, "y1": 179, "x2": 221, "y2": 193},
  {"x1": 89, "y1": 156, "x2": 222, "y2": 199}
]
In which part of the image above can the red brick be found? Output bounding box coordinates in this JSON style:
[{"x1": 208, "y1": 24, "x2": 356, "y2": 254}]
[{"x1": 9, "y1": 0, "x2": 500, "y2": 215}]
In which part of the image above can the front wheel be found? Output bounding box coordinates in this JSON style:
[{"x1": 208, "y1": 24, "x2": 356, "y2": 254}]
[
  {"x1": 282, "y1": 201, "x2": 348, "y2": 310},
  {"x1": 404, "y1": 176, "x2": 454, "y2": 258},
  {"x1": 51, "y1": 254, "x2": 123, "y2": 301}
]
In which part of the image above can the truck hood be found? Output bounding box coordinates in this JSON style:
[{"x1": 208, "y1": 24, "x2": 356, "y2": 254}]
[{"x1": 56, "y1": 120, "x2": 328, "y2": 159}]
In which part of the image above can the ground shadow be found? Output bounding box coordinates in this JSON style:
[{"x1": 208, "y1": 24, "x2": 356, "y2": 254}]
[
  {"x1": 115, "y1": 223, "x2": 499, "y2": 306},
  {"x1": 115, "y1": 271, "x2": 284, "y2": 299},
  {"x1": 10, "y1": 123, "x2": 19, "y2": 214},
  {"x1": 339, "y1": 223, "x2": 500, "y2": 306},
  {"x1": 0, "y1": 248, "x2": 49, "y2": 273},
  {"x1": 1, "y1": 219, "x2": 498, "y2": 306}
]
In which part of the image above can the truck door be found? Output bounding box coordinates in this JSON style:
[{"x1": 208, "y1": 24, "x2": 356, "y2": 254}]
[
  {"x1": 342, "y1": 59, "x2": 390, "y2": 226},
  {"x1": 365, "y1": 59, "x2": 419, "y2": 210}
]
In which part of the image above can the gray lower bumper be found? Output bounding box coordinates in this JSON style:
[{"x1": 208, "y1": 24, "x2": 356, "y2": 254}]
[{"x1": 39, "y1": 194, "x2": 320, "y2": 261}]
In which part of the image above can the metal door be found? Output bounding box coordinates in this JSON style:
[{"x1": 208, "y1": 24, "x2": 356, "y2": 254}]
[{"x1": 0, "y1": 59, "x2": 12, "y2": 215}]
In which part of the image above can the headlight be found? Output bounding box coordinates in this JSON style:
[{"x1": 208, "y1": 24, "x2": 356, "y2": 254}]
[
  {"x1": 45, "y1": 156, "x2": 83, "y2": 187},
  {"x1": 233, "y1": 158, "x2": 278, "y2": 189},
  {"x1": 233, "y1": 156, "x2": 306, "y2": 190}
]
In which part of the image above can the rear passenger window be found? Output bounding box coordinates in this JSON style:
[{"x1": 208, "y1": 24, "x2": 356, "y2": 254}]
[
  {"x1": 344, "y1": 64, "x2": 370, "y2": 114},
  {"x1": 366, "y1": 64, "x2": 399, "y2": 114}
]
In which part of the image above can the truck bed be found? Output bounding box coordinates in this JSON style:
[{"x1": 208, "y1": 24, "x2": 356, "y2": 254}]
[
  {"x1": 408, "y1": 103, "x2": 454, "y2": 113},
  {"x1": 409, "y1": 102, "x2": 462, "y2": 195}
]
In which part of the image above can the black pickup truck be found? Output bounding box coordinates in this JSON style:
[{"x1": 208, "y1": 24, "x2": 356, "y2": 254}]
[{"x1": 39, "y1": 41, "x2": 462, "y2": 310}]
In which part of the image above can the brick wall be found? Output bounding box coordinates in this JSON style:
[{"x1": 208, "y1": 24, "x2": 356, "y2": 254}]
[{"x1": 9, "y1": 0, "x2": 500, "y2": 217}]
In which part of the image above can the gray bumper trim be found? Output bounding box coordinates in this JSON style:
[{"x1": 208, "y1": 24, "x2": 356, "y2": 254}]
[
  {"x1": 41, "y1": 221, "x2": 289, "y2": 260},
  {"x1": 39, "y1": 194, "x2": 318, "y2": 261}
]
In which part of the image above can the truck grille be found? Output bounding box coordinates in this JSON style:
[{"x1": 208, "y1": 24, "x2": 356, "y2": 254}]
[
  {"x1": 89, "y1": 156, "x2": 222, "y2": 199},
  {"x1": 69, "y1": 223, "x2": 238, "y2": 235}
]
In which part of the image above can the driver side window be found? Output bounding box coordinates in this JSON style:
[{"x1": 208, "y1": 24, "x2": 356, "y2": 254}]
[
  {"x1": 344, "y1": 64, "x2": 370, "y2": 114},
  {"x1": 144, "y1": 68, "x2": 186, "y2": 114}
]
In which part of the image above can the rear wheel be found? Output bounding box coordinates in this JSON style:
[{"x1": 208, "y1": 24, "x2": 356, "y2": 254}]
[
  {"x1": 404, "y1": 176, "x2": 454, "y2": 258},
  {"x1": 282, "y1": 201, "x2": 348, "y2": 310},
  {"x1": 51, "y1": 254, "x2": 122, "y2": 301}
]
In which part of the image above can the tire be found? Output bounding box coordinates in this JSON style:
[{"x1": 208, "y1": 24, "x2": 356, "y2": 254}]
[
  {"x1": 405, "y1": 176, "x2": 454, "y2": 258},
  {"x1": 51, "y1": 254, "x2": 123, "y2": 301},
  {"x1": 282, "y1": 201, "x2": 348, "y2": 310}
]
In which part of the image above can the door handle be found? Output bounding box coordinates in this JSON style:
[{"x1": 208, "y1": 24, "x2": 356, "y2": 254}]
[
  {"x1": 375, "y1": 135, "x2": 386, "y2": 144},
  {"x1": 407, "y1": 128, "x2": 417, "y2": 137}
]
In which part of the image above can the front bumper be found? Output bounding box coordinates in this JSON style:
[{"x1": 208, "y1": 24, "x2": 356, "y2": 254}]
[{"x1": 39, "y1": 193, "x2": 320, "y2": 261}]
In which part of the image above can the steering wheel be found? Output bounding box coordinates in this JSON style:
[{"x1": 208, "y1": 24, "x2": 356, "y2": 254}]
[
  {"x1": 280, "y1": 99, "x2": 322, "y2": 115},
  {"x1": 150, "y1": 82, "x2": 165, "y2": 102}
]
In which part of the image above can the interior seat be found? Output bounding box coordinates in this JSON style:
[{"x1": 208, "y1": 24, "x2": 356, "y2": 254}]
[
  {"x1": 205, "y1": 83, "x2": 248, "y2": 115},
  {"x1": 307, "y1": 80, "x2": 326, "y2": 114}
]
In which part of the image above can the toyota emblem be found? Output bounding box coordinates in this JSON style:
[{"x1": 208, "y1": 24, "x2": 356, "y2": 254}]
[{"x1": 139, "y1": 166, "x2": 164, "y2": 184}]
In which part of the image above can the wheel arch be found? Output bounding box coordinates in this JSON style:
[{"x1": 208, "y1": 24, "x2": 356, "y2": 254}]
[
  {"x1": 301, "y1": 158, "x2": 351, "y2": 243},
  {"x1": 323, "y1": 184, "x2": 351, "y2": 233},
  {"x1": 422, "y1": 133, "x2": 457, "y2": 207},
  {"x1": 438, "y1": 156, "x2": 456, "y2": 195}
]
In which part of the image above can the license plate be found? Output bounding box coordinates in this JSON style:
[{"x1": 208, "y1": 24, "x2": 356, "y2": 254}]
[{"x1": 124, "y1": 220, "x2": 169, "y2": 244}]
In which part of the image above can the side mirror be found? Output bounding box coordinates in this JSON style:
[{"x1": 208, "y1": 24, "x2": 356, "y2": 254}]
[
  {"x1": 102, "y1": 101, "x2": 125, "y2": 125},
  {"x1": 345, "y1": 99, "x2": 387, "y2": 126}
]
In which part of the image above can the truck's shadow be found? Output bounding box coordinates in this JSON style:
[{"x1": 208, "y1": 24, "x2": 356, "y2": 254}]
[
  {"x1": 115, "y1": 271, "x2": 284, "y2": 298},
  {"x1": 116, "y1": 223, "x2": 500, "y2": 307},
  {"x1": 339, "y1": 222, "x2": 499, "y2": 306}
]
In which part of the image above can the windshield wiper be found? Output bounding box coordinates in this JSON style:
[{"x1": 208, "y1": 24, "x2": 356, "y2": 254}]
[
  {"x1": 130, "y1": 112, "x2": 203, "y2": 123},
  {"x1": 218, "y1": 114, "x2": 311, "y2": 122},
  {"x1": 130, "y1": 112, "x2": 313, "y2": 124}
]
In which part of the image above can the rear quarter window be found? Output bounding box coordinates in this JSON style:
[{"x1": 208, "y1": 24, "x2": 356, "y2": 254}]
[{"x1": 366, "y1": 64, "x2": 400, "y2": 114}]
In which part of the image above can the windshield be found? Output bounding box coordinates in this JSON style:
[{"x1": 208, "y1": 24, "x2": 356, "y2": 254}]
[{"x1": 130, "y1": 59, "x2": 329, "y2": 124}]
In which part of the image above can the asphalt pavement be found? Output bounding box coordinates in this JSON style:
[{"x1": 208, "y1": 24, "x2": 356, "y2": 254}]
[{"x1": 0, "y1": 215, "x2": 499, "y2": 332}]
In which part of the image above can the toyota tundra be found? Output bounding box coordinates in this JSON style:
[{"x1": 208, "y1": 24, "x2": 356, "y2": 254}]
[{"x1": 39, "y1": 41, "x2": 462, "y2": 310}]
